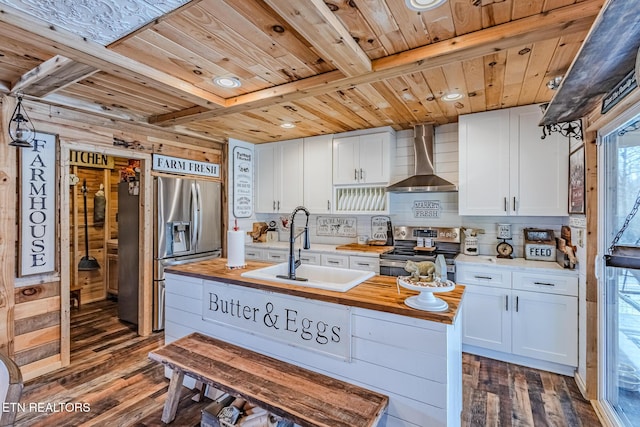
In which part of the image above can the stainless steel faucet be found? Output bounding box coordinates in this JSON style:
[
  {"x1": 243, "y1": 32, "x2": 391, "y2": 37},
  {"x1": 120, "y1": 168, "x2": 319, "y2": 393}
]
[{"x1": 276, "y1": 205, "x2": 311, "y2": 281}]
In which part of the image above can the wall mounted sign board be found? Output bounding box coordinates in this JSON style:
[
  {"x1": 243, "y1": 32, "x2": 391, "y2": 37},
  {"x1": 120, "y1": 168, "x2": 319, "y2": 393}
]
[
  {"x1": 20, "y1": 132, "x2": 57, "y2": 276},
  {"x1": 69, "y1": 150, "x2": 114, "y2": 169},
  {"x1": 316, "y1": 216, "x2": 357, "y2": 237},
  {"x1": 412, "y1": 200, "x2": 441, "y2": 218},
  {"x1": 152, "y1": 153, "x2": 220, "y2": 178},
  {"x1": 371, "y1": 216, "x2": 390, "y2": 241},
  {"x1": 232, "y1": 146, "x2": 253, "y2": 218},
  {"x1": 602, "y1": 69, "x2": 637, "y2": 114}
]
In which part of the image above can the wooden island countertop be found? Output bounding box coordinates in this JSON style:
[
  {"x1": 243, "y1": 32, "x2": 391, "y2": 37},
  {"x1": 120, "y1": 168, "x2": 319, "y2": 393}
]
[{"x1": 165, "y1": 258, "x2": 464, "y2": 325}]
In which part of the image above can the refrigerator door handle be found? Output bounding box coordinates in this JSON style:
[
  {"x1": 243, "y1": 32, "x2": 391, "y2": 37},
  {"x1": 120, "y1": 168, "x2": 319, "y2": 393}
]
[
  {"x1": 196, "y1": 182, "x2": 203, "y2": 249},
  {"x1": 191, "y1": 182, "x2": 199, "y2": 251}
]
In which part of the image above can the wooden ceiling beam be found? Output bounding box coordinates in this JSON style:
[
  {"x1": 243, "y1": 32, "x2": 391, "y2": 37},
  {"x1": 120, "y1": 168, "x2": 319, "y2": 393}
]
[
  {"x1": 0, "y1": 4, "x2": 226, "y2": 108},
  {"x1": 151, "y1": 0, "x2": 602, "y2": 127},
  {"x1": 11, "y1": 55, "x2": 98, "y2": 97},
  {"x1": 263, "y1": 0, "x2": 371, "y2": 76}
]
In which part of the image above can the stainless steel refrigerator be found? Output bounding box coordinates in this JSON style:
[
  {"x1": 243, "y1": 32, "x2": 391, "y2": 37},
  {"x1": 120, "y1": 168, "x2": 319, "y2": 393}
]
[{"x1": 153, "y1": 176, "x2": 222, "y2": 331}]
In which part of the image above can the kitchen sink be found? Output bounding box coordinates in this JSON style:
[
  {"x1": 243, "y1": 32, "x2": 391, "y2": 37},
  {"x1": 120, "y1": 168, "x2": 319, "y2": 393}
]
[{"x1": 240, "y1": 263, "x2": 374, "y2": 292}]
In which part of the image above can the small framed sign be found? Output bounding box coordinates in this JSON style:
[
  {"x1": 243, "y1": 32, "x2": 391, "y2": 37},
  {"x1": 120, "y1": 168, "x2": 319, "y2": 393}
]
[
  {"x1": 569, "y1": 146, "x2": 585, "y2": 214},
  {"x1": 232, "y1": 146, "x2": 253, "y2": 218}
]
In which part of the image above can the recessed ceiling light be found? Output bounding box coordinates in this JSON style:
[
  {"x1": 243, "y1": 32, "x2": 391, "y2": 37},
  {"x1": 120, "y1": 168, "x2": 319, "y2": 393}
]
[
  {"x1": 280, "y1": 122, "x2": 296, "y2": 129},
  {"x1": 405, "y1": 0, "x2": 447, "y2": 11},
  {"x1": 441, "y1": 92, "x2": 464, "y2": 102},
  {"x1": 213, "y1": 76, "x2": 241, "y2": 88}
]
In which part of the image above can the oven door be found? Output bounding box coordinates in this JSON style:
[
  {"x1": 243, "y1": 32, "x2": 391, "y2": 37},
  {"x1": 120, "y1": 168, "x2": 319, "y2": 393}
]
[
  {"x1": 379, "y1": 259, "x2": 409, "y2": 277},
  {"x1": 380, "y1": 258, "x2": 457, "y2": 282}
]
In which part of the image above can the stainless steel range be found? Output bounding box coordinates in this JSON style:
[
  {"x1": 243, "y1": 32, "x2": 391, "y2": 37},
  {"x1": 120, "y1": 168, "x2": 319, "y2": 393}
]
[{"x1": 379, "y1": 226, "x2": 461, "y2": 281}]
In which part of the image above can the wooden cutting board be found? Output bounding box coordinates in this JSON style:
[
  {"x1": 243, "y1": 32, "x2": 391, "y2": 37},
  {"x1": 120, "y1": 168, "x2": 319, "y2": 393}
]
[{"x1": 335, "y1": 243, "x2": 394, "y2": 254}]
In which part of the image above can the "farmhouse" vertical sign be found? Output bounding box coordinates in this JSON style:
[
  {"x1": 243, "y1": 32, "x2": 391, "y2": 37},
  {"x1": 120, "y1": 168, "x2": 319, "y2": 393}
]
[{"x1": 20, "y1": 133, "x2": 56, "y2": 276}]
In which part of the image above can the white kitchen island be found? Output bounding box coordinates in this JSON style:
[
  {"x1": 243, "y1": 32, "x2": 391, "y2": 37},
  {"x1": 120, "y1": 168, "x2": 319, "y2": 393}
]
[{"x1": 164, "y1": 258, "x2": 466, "y2": 427}]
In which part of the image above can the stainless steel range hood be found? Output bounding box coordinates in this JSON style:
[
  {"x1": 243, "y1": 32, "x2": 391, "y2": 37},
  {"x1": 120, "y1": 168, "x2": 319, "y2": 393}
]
[{"x1": 387, "y1": 124, "x2": 457, "y2": 193}]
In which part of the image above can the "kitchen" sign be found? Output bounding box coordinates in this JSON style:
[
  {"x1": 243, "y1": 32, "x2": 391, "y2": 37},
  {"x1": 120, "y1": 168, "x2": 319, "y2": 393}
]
[{"x1": 202, "y1": 281, "x2": 352, "y2": 360}]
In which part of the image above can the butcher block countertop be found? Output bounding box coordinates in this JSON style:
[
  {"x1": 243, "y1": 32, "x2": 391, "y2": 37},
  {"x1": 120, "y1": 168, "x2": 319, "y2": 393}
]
[
  {"x1": 334, "y1": 243, "x2": 394, "y2": 254},
  {"x1": 165, "y1": 258, "x2": 464, "y2": 325}
]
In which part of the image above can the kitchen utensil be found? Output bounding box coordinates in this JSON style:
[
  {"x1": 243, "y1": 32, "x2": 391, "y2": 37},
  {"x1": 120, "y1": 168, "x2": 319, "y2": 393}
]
[{"x1": 78, "y1": 179, "x2": 101, "y2": 271}]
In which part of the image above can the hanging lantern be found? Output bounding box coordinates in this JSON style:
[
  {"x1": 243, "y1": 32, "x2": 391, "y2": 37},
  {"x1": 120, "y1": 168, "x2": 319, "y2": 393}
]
[{"x1": 8, "y1": 95, "x2": 35, "y2": 148}]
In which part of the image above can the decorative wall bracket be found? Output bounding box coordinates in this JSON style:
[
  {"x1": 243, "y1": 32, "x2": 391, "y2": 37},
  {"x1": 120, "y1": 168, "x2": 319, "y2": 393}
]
[{"x1": 541, "y1": 120, "x2": 583, "y2": 141}]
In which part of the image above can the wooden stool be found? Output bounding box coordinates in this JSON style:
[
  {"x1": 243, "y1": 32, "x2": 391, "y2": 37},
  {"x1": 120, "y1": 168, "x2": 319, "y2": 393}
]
[{"x1": 70, "y1": 286, "x2": 82, "y2": 309}]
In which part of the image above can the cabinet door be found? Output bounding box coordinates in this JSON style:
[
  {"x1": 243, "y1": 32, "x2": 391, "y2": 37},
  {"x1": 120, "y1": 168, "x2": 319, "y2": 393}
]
[
  {"x1": 321, "y1": 253, "x2": 349, "y2": 268},
  {"x1": 299, "y1": 251, "x2": 321, "y2": 265},
  {"x1": 511, "y1": 290, "x2": 577, "y2": 366},
  {"x1": 277, "y1": 139, "x2": 304, "y2": 212},
  {"x1": 510, "y1": 105, "x2": 569, "y2": 216},
  {"x1": 458, "y1": 110, "x2": 511, "y2": 215},
  {"x1": 359, "y1": 132, "x2": 390, "y2": 184},
  {"x1": 462, "y1": 285, "x2": 511, "y2": 352},
  {"x1": 255, "y1": 144, "x2": 277, "y2": 213},
  {"x1": 304, "y1": 135, "x2": 333, "y2": 212},
  {"x1": 333, "y1": 136, "x2": 360, "y2": 184},
  {"x1": 349, "y1": 255, "x2": 380, "y2": 273},
  {"x1": 265, "y1": 249, "x2": 288, "y2": 263}
]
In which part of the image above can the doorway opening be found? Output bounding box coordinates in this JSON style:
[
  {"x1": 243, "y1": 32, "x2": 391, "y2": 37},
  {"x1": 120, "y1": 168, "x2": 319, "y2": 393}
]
[
  {"x1": 601, "y1": 115, "x2": 640, "y2": 427},
  {"x1": 68, "y1": 153, "x2": 144, "y2": 358}
]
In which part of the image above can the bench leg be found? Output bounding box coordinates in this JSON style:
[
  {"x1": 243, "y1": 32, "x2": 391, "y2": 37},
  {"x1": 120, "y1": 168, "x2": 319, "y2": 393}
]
[
  {"x1": 161, "y1": 368, "x2": 185, "y2": 423},
  {"x1": 192, "y1": 381, "x2": 207, "y2": 402}
]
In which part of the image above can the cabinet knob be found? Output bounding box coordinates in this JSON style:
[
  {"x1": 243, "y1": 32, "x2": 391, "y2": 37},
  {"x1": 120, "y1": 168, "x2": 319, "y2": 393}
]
[
  {"x1": 505, "y1": 295, "x2": 509, "y2": 311},
  {"x1": 513, "y1": 197, "x2": 517, "y2": 212},
  {"x1": 359, "y1": 168, "x2": 364, "y2": 180},
  {"x1": 354, "y1": 169, "x2": 358, "y2": 180}
]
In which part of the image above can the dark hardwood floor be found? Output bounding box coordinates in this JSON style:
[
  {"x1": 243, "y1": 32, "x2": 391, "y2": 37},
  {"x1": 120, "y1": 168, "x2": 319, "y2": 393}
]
[{"x1": 15, "y1": 300, "x2": 602, "y2": 426}]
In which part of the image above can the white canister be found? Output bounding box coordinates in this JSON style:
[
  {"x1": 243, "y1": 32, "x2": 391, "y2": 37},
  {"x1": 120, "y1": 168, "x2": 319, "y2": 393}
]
[{"x1": 464, "y1": 236, "x2": 478, "y2": 255}]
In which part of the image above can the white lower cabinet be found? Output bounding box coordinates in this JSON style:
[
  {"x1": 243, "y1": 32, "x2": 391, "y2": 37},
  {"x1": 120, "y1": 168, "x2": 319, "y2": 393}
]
[
  {"x1": 321, "y1": 253, "x2": 350, "y2": 268},
  {"x1": 511, "y1": 290, "x2": 577, "y2": 365},
  {"x1": 462, "y1": 285, "x2": 511, "y2": 353},
  {"x1": 299, "y1": 251, "x2": 321, "y2": 265},
  {"x1": 349, "y1": 255, "x2": 380, "y2": 273},
  {"x1": 265, "y1": 249, "x2": 287, "y2": 263},
  {"x1": 245, "y1": 247, "x2": 265, "y2": 261},
  {"x1": 244, "y1": 246, "x2": 379, "y2": 274},
  {"x1": 457, "y1": 261, "x2": 578, "y2": 373}
]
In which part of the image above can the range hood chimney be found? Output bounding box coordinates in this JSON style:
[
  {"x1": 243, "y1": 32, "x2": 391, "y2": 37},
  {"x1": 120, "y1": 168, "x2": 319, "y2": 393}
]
[{"x1": 387, "y1": 124, "x2": 457, "y2": 193}]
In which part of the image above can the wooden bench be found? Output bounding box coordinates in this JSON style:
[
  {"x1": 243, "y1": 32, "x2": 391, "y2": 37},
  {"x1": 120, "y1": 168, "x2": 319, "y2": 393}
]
[{"x1": 149, "y1": 332, "x2": 388, "y2": 427}]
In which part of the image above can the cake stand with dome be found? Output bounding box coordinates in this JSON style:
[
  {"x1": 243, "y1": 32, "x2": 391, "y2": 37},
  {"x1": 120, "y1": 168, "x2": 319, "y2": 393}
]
[{"x1": 397, "y1": 276, "x2": 456, "y2": 312}]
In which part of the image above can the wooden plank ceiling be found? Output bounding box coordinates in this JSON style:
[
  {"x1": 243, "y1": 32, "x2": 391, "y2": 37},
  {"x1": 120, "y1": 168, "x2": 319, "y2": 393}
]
[{"x1": 0, "y1": 0, "x2": 604, "y2": 144}]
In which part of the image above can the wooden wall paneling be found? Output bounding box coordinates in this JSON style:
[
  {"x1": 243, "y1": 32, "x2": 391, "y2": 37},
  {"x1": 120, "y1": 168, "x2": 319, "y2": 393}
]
[
  {"x1": 102, "y1": 168, "x2": 110, "y2": 293},
  {"x1": 584, "y1": 127, "x2": 598, "y2": 400},
  {"x1": 71, "y1": 165, "x2": 79, "y2": 291},
  {"x1": 61, "y1": 146, "x2": 71, "y2": 366},
  {"x1": 75, "y1": 167, "x2": 107, "y2": 304},
  {"x1": 0, "y1": 95, "x2": 17, "y2": 357},
  {"x1": 139, "y1": 155, "x2": 153, "y2": 336},
  {"x1": 13, "y1": 281, "x2": 62, "y2": 377}
]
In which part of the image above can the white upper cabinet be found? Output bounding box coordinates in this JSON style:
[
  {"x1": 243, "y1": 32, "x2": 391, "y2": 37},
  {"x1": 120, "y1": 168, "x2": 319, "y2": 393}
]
[
  {"x1": 303, "y1": 135, "x2": 333, "y2": 213},
  {"x1": 333, "y1": 131, "x2": 393, "y2": 185},
  {"x1": 458, "y1": 104, "x2": 569, "y2": 216},
  {"x1": 255, "y1": 139, "x2": 304, "y2": 213}
]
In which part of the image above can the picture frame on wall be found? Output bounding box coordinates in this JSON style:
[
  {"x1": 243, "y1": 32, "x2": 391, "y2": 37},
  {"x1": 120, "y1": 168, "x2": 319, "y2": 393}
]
[{"x1": 569, "y1": 145, "x2": 585, "y2": 214}]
